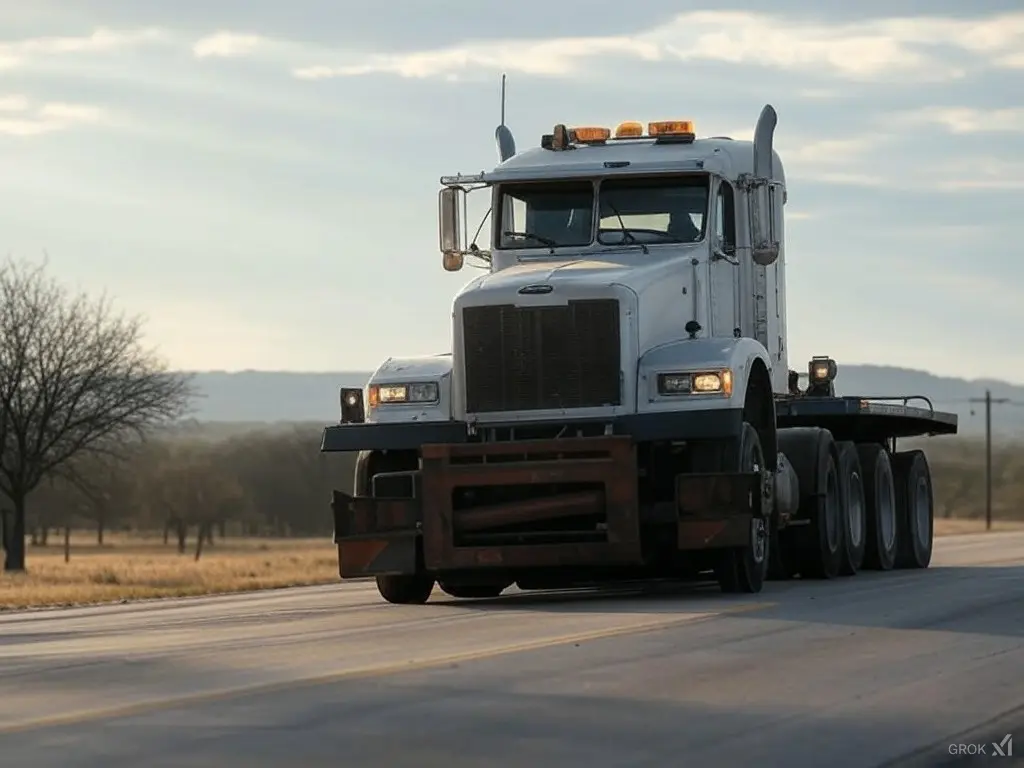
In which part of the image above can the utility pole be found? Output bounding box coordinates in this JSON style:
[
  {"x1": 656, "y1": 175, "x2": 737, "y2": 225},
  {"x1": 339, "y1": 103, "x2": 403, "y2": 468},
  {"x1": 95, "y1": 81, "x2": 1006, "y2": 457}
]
[{"x1": 968, "y1": 390, "x2": 1010, "y2": 530}]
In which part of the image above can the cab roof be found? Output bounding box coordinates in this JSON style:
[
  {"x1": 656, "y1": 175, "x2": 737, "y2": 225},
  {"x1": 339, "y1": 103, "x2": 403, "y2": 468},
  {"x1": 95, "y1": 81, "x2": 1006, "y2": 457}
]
[{"x1": 441, "y1": 136, "x2": 785, "y2": 186}]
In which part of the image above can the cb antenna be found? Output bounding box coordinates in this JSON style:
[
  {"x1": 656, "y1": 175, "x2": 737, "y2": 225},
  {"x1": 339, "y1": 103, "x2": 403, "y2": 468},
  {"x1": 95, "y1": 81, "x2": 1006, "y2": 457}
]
[
  {"x1": 495, "y1": 74, "x2": 516, "y2": 162},
  {"x1": 500, "y1": 73, "x2": 506, "y2": 127}
]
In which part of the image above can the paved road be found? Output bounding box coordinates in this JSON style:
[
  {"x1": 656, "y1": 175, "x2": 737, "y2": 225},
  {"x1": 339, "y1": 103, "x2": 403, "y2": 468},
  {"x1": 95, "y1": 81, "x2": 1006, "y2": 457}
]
[{"x1": 0, "y1": 532, "x2": 1022, "y2": 768}]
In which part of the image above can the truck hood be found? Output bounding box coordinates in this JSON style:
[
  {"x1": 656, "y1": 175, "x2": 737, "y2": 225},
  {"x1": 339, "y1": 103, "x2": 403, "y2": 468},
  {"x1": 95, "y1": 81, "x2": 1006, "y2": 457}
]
[
  {"x1": 458, "y1": 248, "x2": 704, "y2": 304},
  {"x1": 468, "y1": 259, "x2": 634, "y2": 301},
  {"x1": 473, "y1": 259, "x2": 632, "y2": 290}
]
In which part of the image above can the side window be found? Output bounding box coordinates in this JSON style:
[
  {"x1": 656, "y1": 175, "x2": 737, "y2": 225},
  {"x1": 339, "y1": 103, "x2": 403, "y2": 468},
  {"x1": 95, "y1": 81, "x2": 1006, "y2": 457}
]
[
  {"x1": 510, "y1": 196, "x2": 525, "y2": 234},
  {"x1": 715, "y1": 182, "x2": 736, "y2": 252}
]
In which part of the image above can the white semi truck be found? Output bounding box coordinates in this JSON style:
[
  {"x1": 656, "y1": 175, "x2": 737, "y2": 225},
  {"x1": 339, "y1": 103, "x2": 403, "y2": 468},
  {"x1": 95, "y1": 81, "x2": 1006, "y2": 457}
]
[{"x1": 321, "y1": 104, "x2": 958, "y2": 604}]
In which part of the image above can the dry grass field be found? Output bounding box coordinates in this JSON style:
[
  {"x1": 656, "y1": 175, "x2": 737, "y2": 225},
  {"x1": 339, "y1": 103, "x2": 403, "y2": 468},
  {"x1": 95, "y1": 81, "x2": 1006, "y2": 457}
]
[
  {"x1": 932, "y1": 518, "x2": 1024, "y2": 536},
  {"x1": 2, "y1": 519, "x2": 1022, "y2": 611},
  {"x1": 0, "y1": 533, "x2": 339, "y2": 610}
]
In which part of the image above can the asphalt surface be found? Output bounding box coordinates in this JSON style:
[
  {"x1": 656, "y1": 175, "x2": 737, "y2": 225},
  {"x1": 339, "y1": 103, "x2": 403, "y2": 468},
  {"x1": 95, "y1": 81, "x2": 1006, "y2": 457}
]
[{"x1": 0, "y1": 531, "x2": 1022, "y2": 768}]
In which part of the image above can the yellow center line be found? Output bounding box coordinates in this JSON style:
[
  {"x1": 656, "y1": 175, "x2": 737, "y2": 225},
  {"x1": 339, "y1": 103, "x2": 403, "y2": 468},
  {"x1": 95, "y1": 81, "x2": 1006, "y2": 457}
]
[{"x1": 0, "y1": 601, "x2": 772, "y2": 734}]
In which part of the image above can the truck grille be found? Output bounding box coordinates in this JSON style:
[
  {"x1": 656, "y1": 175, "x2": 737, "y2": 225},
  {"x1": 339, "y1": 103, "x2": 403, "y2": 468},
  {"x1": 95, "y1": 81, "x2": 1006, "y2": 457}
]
[{"x1": 462, "y1": 299, "x2": 621, "y2": 413}]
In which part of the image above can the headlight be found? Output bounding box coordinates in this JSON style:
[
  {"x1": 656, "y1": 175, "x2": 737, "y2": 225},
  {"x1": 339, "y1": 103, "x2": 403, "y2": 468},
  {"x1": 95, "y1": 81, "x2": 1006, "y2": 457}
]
[
  {"x1": 368, "y1": 381, "x2": 440, "y2": 406},
  {"x1": 657, "y1": 370, "x2": 733, "y2": 396},
  {"x1": 339, "y1": 387, "x2": 365, "y2": 423},
  {"x1": 808, "y1": 356, "x2": 837, "y2": 384}
]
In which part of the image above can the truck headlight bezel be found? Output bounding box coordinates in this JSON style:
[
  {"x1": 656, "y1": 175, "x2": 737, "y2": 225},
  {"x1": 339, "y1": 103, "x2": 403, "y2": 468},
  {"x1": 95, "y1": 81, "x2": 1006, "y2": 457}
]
[
  {"x1": 368, "y1": 381, "x2": 441, "y2": 406},
  {"x1": 656, "y1": 369, "x2": 734, "y2": 397}
]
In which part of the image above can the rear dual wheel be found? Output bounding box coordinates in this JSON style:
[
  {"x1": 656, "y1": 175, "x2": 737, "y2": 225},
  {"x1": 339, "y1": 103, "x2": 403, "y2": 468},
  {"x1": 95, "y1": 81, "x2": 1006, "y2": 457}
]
[
  {"x1": 831, "y1": 444, "x2": 933, "y2": 572},
  {"x1": 857, "y1": 444, "x2": 898, "y2": 571},
  {"x1": 775, "y1": 438, "x2": 932, "y2": 579},
  {"x1": 837, "y1": 441, "x2": 867, "y2": 575},
  {"x1": 777, "y1": 428, "x2": 844, "y2": 580},
  {"x1": 892, "y1": 449, "x2": 934, "y2": 569}
]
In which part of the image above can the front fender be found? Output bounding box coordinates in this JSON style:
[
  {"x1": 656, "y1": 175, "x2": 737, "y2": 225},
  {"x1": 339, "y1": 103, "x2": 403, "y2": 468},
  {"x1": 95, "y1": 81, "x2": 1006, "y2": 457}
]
[
  {"x1": 366, "y1": 354, "x2": 454, "y2": 424},
  {"x1": 636, "y1": 337, "x2": 771, "y2": 413}
]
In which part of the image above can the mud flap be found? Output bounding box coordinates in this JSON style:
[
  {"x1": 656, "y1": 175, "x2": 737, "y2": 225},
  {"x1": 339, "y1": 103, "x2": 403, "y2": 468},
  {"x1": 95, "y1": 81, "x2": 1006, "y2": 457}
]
[
  {"x1": 332, "y1": 490, "x2": 420, "y2": 577},
  {"x1": 337, "y1": 535, "x2": 419, "y2": 578},
  {"x1": 675, "y1": 471, "x2": 763, "y2": 550}
]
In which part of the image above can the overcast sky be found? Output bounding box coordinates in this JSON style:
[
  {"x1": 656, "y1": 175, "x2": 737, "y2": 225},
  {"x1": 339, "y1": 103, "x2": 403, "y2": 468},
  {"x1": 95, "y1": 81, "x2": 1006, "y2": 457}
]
[{"x1": 1, "y1": 1, "x2": 1022, "y2": 381}]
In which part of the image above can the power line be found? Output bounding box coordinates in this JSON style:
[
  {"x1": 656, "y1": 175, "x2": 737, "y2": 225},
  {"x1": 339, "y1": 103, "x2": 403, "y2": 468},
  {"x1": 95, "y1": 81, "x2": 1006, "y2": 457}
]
[{"x1": 967, "y1": 390, "x2": 1013, "y2": 531}]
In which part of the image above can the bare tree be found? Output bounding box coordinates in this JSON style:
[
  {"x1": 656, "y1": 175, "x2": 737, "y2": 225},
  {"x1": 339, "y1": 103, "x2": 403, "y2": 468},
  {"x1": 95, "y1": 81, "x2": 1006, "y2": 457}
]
[
  {"x1": 0, "y1": 258, "x2": 193, "y2": 571},
  {"x1": 57, "y1": 451, "x2": 140, "y2": 545}
]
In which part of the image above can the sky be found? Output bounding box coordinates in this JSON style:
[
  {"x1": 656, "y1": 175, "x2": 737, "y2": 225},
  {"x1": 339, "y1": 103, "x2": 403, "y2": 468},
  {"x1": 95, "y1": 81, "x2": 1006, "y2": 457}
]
[{"x1": 1, "y1": 1, "x2": 1022, "y2": 381}]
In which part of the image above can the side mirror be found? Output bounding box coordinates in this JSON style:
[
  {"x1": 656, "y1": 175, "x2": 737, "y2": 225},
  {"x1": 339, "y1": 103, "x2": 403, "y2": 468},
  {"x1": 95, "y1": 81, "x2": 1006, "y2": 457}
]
[
  {"x1": 439, "y1": 187, "x2": 464, "y2": 272},
  {"x1": 749, "y1": 180, "x2": 780, "y2": 267}
]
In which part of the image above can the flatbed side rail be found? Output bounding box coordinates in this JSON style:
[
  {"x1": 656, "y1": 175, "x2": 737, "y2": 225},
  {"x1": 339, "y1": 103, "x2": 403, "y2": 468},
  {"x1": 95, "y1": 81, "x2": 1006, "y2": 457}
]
[{"x1": 774, "y1": 394, "x2": 958, "y2": 442}]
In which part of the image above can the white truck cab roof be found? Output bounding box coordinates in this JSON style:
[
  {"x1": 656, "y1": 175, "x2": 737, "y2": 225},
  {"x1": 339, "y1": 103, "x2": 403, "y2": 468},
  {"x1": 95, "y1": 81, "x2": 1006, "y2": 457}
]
[{"x1": 443, "y1": 121, "x2": 786, "y2": 187}]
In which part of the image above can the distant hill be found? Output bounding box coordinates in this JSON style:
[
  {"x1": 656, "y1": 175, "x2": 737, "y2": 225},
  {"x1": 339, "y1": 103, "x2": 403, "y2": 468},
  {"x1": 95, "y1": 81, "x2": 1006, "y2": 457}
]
[
  {"x1": 180, "y1": 366, "x2": 1024, "y2": 439},
  {"x1": 184, "y1": 371, "x2": 368, "y2": 426}
]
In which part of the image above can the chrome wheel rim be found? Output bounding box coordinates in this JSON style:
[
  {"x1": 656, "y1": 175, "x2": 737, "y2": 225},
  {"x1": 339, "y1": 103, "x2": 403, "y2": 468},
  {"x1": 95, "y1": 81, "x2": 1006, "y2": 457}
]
[
  {"x1": 825, "y1": 463, "x2": 841, "y2": 552},
  {"x1": 879, "y1": 470, "x2": 896, "y2": 552},
  {"x1": 913, "y1": 475, "x2": 930, "y2": 548},
  {"x1": 848, "y1": 470, "x2": 865, "y2": 549},
  {"x1": 746, "y1": 438, "x2": 767, "y2": 564}
]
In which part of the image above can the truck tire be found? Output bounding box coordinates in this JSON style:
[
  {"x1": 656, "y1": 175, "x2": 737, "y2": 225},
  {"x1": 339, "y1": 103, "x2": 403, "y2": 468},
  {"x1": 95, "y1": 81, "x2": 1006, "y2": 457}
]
[
  {"x1": 777, "y1": 428, "x2": 844, "y2": 579},
  {"x1": 837, "y1": 441, "x2": 867, "y2": 576},
  {"x1": 376, "y1": 574, "x2": 435, "y2": 604},
  {"x1": 714, "y1": 422, "x2": 769, "y2": 594},
  {"x1": 439, "y1": 581, "x2": 509, "y2": 599},
  {"x1": 856, "y1": 443, "x2": 898, "y2": 571},
  {"x1": 891, "y1": 450, "x2": 934, "y2": 569}
]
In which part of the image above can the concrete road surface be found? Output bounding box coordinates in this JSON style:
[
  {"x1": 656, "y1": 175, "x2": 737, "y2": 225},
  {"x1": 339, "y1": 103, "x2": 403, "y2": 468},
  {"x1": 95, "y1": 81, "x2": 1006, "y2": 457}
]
[{"x1": 1, "y1": 531, "x2": 1022, "y2": 768}]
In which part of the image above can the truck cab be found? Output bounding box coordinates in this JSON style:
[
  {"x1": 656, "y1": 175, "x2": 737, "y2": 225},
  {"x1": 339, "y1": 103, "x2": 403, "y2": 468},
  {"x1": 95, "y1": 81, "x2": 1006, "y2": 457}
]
[{"x1": 442, "y1": 113, "x2": 789, "y2": 421}]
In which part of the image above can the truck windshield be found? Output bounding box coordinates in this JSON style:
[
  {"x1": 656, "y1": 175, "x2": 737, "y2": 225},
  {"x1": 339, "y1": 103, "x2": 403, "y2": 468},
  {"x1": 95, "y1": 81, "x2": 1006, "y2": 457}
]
[
  {"x1": 496, "y1": 180, "x2": 594, "y2": 250},
  {"x1": 598, "y1": 175, "x2": 709, "y2": 246}
]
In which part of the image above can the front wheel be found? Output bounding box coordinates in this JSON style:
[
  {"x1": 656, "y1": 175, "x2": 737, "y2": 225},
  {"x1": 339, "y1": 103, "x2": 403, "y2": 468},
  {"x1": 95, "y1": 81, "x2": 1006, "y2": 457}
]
[
  {"x1": 715, "y1": 422, "x2": 769, "y2": 594},
  {"x1": 376, "y1": 573, "x2": 435, "y2": 604}
]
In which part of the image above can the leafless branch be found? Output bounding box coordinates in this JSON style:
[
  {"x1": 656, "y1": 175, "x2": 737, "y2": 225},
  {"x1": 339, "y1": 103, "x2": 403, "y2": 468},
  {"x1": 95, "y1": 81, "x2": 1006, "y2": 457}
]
[{"x1": 0, "y1": 257, "x2": 195, "y2": 568}]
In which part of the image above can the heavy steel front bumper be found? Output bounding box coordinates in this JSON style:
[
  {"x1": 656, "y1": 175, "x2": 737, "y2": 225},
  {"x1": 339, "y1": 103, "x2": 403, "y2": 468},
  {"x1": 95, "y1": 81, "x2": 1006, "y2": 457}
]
[
  {"x1": 328, "y1": 430, "x2": 763, "y2": 579},
  {"x1": 321, "y1": 409, "x2": 746, "y2": 453}
]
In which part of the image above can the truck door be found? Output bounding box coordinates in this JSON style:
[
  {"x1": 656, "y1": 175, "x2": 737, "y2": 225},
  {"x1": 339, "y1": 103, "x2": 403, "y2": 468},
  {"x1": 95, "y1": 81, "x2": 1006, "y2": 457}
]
[{"x1": 709, "y1": 180, "x2": 739, "y2": 337}]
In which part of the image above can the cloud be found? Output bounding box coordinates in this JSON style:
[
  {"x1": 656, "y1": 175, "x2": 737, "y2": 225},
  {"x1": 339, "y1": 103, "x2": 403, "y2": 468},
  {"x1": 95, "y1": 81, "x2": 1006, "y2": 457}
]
[
  {"x1": 192, "y1": 32, "x2": 267, "y2": 60},
  {"x1": 782, "y1": 136, "x2": 893, "y2": 187},
  {"x1": 0, "y1": 96, "x2": 106, "y2": 137},
  {"x1": 893, "y1": 107, "x2": 1024, "y2": 134},
  {"x1": 281, "y1": 10, "x2": 1024, "y2": 83},
  {"x1": 0, "y1": 95, "x2": 30, "y2": 112},
  {"x1": 781, "y1": 136, "x2": 882, "y2": 165},
  {"x1": 712, "y1": 127, "x2": 889, "y2": 186},
  {"x1": 934, "y1": 158, "x2": 1024, "y2": 192},
  {"x1": 0, "y1": 27, "x2": 166, "y2": 69}
]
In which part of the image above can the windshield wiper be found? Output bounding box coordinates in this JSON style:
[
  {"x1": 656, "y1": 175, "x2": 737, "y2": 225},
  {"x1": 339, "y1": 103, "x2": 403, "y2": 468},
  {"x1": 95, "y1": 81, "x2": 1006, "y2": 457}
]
[
  {"x1": 502, "y1": 230, "x2": 559, "y2": 248},
  {"x1": 601, "y1": 201, "x2": 648, "y2": 253}
]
